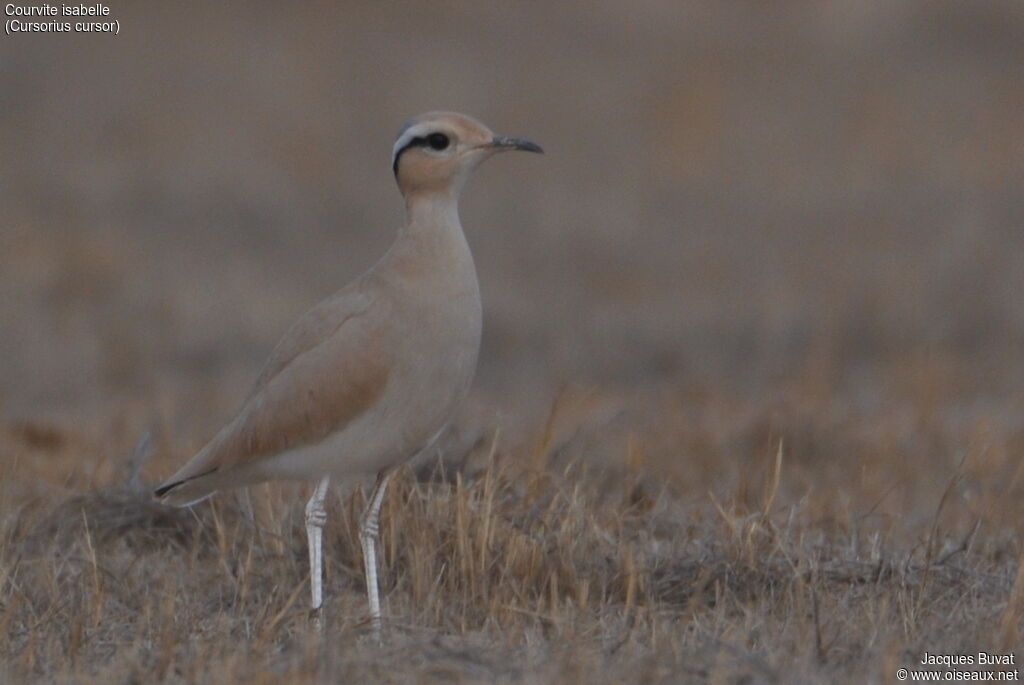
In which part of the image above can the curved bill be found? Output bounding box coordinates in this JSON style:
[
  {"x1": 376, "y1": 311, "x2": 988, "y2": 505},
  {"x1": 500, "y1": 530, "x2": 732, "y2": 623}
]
[{"x1": 491, "y1": 135, "x2": 544, "y2": 154}]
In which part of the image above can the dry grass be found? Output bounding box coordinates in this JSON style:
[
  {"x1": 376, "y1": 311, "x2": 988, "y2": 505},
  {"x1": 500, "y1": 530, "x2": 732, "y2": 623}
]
[{"x1": 1, "y1": 379, "x2": 1022, "y2": 683}]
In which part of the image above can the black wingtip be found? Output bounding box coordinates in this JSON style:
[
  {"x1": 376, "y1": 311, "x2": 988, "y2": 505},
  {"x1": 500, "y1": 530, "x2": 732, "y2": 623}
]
[
  {"x1": 153, "y1": 481, "x2": 180, "y2": 499},
  {"x1": 153, "y1": 467, "x2": 218, "y2": 501}
]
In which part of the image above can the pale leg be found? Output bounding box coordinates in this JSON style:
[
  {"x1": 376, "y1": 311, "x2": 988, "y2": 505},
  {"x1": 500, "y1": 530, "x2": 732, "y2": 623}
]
[
  {"x1": 305, "y1": 476, "x2": 331, "y2": 623},
  {"x1": 359, "y1": 470, "x2": 395, "y2": 636}
]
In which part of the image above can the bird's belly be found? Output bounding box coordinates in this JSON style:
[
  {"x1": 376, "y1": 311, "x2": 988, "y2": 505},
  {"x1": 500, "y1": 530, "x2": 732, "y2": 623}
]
[{"x1": 383, "y1": 309, "x2": 480, "y2": 450}]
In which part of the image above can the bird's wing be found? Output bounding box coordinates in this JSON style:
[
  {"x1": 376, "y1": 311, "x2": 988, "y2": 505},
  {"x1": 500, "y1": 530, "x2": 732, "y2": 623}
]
[
  {"x1": 249, "y1": 282, "x2": 375, "y2": 396},
  {"x1": 156, "y1": 280, "x2": 394, "y2": 492}
]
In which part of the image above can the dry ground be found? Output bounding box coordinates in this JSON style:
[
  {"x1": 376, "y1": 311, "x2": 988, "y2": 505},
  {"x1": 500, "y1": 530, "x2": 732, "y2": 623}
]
[
  {"x1": 1, "y1": 377, "x2": 1023, "y2": 683},
  {"x1": 2, "y1": 1, "x2": 1024, "y2": 682}
]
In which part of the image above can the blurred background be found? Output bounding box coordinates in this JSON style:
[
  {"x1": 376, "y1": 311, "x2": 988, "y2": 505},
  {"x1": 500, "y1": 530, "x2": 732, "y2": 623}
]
[{"x1": 1, "y1": 1, "x2": 1023, "y2": 481}]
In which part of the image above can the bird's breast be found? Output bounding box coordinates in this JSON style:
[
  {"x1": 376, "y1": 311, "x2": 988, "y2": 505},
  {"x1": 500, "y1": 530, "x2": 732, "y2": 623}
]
[{"x1": 368, "y1": 227, "x2": 482, "y2": 456}]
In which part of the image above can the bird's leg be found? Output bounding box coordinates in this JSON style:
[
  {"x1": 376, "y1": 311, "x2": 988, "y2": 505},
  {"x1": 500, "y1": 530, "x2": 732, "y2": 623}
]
[
  {"x1": 305, "y1": 476, "x2": 331, "y2": 625},
  {"x1": 359, "y1": 469, "x2": 395, "y2": 637}
]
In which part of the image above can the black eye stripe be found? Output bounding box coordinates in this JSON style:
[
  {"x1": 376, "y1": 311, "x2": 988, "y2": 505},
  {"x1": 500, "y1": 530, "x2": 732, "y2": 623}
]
[
  {"x1": 393, "y1": 137, "x2": 423, "y2": 175},
  {"x1": 392, "y1": 133, "x2": 452, "y2": 176}
]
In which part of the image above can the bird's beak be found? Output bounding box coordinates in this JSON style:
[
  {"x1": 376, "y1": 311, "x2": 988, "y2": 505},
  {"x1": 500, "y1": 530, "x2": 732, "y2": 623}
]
[{"x1": 490, "y1": 135, "x2": 544, "y2": 154}]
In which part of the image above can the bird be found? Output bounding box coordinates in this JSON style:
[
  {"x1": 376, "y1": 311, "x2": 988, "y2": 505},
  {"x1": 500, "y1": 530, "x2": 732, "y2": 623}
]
[{"x1": 153, "y1": 112, "x2": 542, "y2": 634}]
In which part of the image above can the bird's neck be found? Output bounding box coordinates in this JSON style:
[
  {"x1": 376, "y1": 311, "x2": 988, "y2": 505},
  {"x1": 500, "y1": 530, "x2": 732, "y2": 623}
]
[
  {"x1": 401, "y1": 190, "x2": 461, "y2": 236},
  {"x1": 379, "y1": 190, "x2": 474, "y2": 285}
]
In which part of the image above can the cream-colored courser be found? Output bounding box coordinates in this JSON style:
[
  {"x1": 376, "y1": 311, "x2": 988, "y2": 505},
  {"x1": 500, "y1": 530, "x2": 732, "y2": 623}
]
[{"x1": 154, "y1": 112, "x2": 541, "y2": 632}]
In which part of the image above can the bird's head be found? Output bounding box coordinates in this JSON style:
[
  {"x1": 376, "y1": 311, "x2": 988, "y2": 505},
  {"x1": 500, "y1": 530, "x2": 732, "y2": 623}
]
[{"x1": 391, "y1": 111, "x2": 542, "y2": 197}]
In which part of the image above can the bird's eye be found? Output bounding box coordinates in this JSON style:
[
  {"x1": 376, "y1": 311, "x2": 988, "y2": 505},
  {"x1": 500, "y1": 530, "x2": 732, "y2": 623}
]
[{"x1": 427, "y1": 133, "x2": 450, "y2": 150}]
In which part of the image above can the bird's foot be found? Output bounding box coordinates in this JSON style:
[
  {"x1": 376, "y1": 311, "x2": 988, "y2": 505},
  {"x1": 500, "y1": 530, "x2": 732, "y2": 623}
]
[{"x1": 309, "y1": 606, "x2": 325, "y2": 633}]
